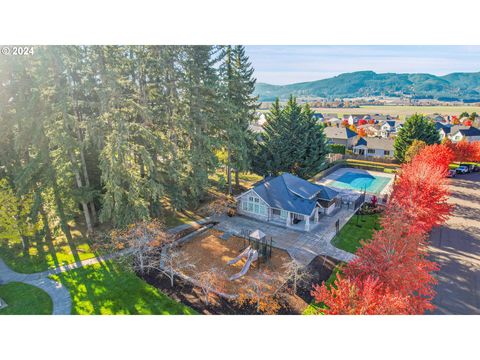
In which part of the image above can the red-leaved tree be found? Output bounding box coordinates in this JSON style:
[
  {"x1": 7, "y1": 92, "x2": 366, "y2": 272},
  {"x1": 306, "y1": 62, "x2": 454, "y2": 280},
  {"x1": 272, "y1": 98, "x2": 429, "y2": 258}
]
[
  {"x1": 345, "y1": 215, "x2": 439, "y2": 313},
  {"x1": 312, "y1": 141, "x2": 480, "y2": 314},
  {"x1": 311, "y1": 275, "x2": 411, "y2": 315}
]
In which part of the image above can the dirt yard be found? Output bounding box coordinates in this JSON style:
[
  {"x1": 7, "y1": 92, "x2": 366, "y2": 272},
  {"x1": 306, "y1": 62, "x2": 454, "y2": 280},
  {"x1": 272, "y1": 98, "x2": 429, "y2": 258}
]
[{"x1": 177, "y1": 229, "x2": 292, "y2": 295}]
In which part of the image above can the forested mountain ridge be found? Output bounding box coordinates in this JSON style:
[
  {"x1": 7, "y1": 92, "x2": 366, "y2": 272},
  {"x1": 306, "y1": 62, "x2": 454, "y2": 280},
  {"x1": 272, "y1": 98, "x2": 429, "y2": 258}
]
[{"x1": 255, "y1": 70, "x2": 480, "y2": 101}]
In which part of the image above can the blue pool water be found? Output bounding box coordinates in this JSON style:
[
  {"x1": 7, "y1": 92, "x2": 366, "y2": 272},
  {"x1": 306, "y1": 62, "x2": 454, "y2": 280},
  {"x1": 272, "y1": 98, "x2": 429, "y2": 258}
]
[{"x1": 328, "y1": 171, "x2": 391, "y2": 194}]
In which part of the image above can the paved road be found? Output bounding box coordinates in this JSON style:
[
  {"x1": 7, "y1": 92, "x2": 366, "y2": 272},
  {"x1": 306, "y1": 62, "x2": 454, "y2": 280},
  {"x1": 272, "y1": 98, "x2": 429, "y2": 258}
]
[{"x1": 429, "y1": 172, "x2": 480, "y2": 315}]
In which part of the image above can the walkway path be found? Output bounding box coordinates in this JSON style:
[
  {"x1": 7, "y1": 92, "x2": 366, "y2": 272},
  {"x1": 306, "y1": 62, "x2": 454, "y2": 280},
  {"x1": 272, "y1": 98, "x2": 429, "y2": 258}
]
[
  {"x1": 0, "y1": 218, "x2": 208, "y2": 315},
  {"x1": 0, "y1": 251, "x2": 128, "y2": 315},
  {"x1": 429, "y1": 172, "x2": 480, "y2": 314}
]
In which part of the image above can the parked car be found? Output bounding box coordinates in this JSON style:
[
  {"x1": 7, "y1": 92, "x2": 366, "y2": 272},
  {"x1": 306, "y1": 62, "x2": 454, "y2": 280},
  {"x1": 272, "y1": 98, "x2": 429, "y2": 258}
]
[
  {"x1": 455, "y1": 165, "x2": 469, "y2": 174},
  {"x1": 447, "y1": 169, "x2": 456, "y2": 178},
  {"x1": 459, "y1": 163, "x2": 473, "y2": 173},
  {"x1": 472, "y1": 165, "x2": 480, "y2": 172}
]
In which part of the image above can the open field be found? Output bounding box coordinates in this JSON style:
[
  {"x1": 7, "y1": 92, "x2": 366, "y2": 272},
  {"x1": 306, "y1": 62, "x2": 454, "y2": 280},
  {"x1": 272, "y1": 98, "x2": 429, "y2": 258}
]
[{"x1": 309, "y1": 105, "x2": 480, "y2": 119}]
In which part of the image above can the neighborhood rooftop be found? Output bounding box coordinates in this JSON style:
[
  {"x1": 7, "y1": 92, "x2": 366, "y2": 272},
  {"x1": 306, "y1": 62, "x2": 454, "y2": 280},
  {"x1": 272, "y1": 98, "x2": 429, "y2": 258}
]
[
  {"x1": 355, "y1": 137, "x2": 395, "y2": 151},
  {"x1": 323, "y1": 126, "x2": 358, "y2": 139}
]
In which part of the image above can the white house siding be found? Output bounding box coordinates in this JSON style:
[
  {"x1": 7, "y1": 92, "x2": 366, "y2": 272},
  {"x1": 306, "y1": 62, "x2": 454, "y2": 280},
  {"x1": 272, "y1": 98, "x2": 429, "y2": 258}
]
[
  {"x1": 353, "y1": 146, "x2": 393, "y2": 159},
  {"x1": 324, "y1": 203, "x2": 337, "y2": 215},
  {"x1": 237, "y1": 191, "x2": 269, "y2": 222}
]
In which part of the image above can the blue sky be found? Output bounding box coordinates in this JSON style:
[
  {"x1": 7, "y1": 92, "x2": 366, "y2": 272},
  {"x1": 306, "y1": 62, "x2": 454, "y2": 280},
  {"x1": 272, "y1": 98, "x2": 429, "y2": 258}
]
[{"x1": 245, "y1": 46, "x2": 480, "y2": 85}]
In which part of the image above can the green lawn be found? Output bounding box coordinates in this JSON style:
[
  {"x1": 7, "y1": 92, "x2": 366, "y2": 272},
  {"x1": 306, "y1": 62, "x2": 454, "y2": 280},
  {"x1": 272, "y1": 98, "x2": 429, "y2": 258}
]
[
  {"x1": 0, "y1": 232, "x2": 97, "y2": 274},
  {"x1": 50, "y1": 260, "x2": 196, "y2": 315},
  {"x1": 0, "y1": 282, "x2": 53, "y2": 315},
  {"x1": 331, "y1": 213, "x2": 381, "y2": 254},
  {"x1": 162, "y1": 209, "x2": 203, "y2": 228},
  {"x1": 303, "y1": 212, "x2": 380, "y2": 314}
]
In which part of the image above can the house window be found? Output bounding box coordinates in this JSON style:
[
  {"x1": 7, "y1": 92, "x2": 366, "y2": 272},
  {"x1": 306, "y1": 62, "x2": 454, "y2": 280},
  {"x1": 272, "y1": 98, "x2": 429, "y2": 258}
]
[
  {"x1": 243, "y1": 195, "x2": 266, "y2": 216},
  {"x1": 367, "y1": 149, "x2": 375, "y2": 154},
  {"x1": 384, "y1": 150, "x2": 390, "y2": 156}
]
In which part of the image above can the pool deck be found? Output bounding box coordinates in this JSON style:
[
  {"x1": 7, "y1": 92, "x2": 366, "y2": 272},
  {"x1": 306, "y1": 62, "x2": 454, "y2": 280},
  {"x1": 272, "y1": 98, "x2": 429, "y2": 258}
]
[{"x1": 316, "y1": 167, "x2": 395, "y2": 197}]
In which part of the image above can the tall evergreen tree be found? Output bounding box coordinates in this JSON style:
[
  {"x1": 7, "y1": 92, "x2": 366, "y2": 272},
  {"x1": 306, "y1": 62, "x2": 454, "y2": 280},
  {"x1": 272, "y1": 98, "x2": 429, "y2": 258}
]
[
  {"x1": 394, "y1": 114, "x2": 440, "y2": 162},
  {"x1": 218, "y1": 45, "x2": 257, "y2": 194},
  {"x1": 254, "y1": 96, "x2": 328, "y2": 178}
]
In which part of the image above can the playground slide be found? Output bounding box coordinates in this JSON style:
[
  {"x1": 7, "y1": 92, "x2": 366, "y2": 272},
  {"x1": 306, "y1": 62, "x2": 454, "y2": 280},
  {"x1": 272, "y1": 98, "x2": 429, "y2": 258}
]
[
  {"x1": 229, "y1": 249, "x2": 258, "y2": 281},
  {"x1": 227, "y1": 246, "x2": 251, "y2": 265}
]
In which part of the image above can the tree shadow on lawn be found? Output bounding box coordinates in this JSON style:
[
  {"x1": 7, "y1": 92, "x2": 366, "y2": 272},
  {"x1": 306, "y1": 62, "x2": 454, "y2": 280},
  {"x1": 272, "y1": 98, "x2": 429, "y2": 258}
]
[
  {"x1": 52, "y1": 261, "x2": 194, "y2": 315},
  {"x1": 0, "y1": 221, "x2": 101, "y2": 274}
]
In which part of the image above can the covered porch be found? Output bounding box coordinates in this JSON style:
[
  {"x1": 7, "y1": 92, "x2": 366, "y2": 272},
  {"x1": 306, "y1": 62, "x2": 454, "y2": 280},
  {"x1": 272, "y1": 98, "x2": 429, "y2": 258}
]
[{"x1": 268, "y1": 207, "x2": 320, "y2": 232}]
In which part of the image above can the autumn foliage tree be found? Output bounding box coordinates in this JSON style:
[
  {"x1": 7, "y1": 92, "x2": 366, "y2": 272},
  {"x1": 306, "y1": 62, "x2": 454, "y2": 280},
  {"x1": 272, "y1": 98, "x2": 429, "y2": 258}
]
[
  {"x1": 311, "y1": 275, "x2": 412, "y2": 315},
  {"x1": 357, "y1": 128, "x2": 367, "y2": 137},
  {"x1": 311, "y1": 142, "x2": 471, "y2": 314},
  {"x1": 108, "y1": 219, "x2": 174, "y2": 274},
  {"x1": 236, "y1": 270, "x2": 282, "y2": 314}
]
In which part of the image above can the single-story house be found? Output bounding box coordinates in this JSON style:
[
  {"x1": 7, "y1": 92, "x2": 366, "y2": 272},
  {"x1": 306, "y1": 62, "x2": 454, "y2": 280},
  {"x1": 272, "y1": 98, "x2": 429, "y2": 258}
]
[
  {"x1": 323, "y1": 126, "x2": 359, "y2": 149},
  {"x1": 436, "y1": 122, "x2": 452, "y2": 140},
  {"x1": 236, "y1": 173, "x2": 340, "y2": 232},
  {"x1": 353, "y1": 137, "x2": 395, "y2": 158},
  {"x1": 449, "y1": 126, "x2": 480, "y2": 143}
]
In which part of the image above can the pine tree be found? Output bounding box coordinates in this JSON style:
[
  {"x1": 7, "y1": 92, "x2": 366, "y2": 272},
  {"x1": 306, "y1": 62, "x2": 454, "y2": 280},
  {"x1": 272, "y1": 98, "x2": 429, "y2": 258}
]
[
  {"x1": 394, "y1": 114, "x2": 440, "y2": 162},
  {"x1": 255, "y1": 96, "x2": 328, "y2": 178},
  {"x1": 218, "y1": 45, "x2": 257, "y2": 194}
]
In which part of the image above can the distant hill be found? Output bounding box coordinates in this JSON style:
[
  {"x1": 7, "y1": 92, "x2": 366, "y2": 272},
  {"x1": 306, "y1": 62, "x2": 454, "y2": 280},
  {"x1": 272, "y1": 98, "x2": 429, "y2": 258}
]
[{"x1": 255, "y1": 71, "x2": 480, "y2": 102}]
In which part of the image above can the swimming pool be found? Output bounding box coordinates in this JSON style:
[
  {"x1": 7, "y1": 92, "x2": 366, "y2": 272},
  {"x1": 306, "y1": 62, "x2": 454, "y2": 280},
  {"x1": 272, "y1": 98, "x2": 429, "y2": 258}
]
[{"x1": 328, "y1": 171, "x2": 391, "y2": 194}]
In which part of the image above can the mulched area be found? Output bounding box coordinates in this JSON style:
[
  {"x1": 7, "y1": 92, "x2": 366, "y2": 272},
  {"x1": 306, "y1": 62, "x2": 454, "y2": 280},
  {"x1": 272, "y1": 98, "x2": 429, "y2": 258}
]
[
  {"x1": 139, "y1": 270, "x2": 301, "y2": 315},
  {"x1": 296, "y1": 255, "x2": 342, "y2": 304},
  {"x1": 176, "y1": 229, "x2": 291, "y2": 295},
  {"x1": 138, "y1": 254, "x2": 341, "y2": 315}
]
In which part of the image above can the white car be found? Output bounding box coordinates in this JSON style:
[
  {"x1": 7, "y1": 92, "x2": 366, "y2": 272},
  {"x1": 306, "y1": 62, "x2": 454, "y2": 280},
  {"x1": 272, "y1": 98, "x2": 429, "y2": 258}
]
[{"x1": 455, "y1": 165, "x2": 469, "y2": 174}]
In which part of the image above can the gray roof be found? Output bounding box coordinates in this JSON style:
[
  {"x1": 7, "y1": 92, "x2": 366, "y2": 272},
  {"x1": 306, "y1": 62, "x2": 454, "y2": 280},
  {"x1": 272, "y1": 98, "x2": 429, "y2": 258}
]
[
  {"x1": 448, "y1": 125, "x2": 469, "y2": 135},
  {"x1": 251, "y1": 173, "x2": 339, "y2": 216},
  {"x1": 456, "y1": 126, "x2": 480, "y2": 137},
  {"x1": 323, "y1": 126, "x2": 358, "y2": 140},
  {"x1": 355, "y1": 137, "x2": 395, "y2": 151}
]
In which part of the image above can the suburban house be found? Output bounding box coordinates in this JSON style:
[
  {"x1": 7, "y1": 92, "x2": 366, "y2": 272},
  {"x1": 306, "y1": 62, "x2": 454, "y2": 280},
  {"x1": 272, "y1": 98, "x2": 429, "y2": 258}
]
[
  {"x1": 236, "y1": 173, "x2": 340, "y2": 232},
  {"x1": 379, "y1": 120, "x2": 403, "y2": 137},
  {"x1": 449, "y1": 126, "x2": 480, "y2": 142},
  {"x1": 436, "y1": 122, "x2": 452, "y2": 140},
  {"x1": 327, "y1": 117, "x2": 342, "y2": 126},
  {"x1": 323, "y1": 126, "x2": 358, "y2": 149},
  {"x1": 352, "y1": 137, "x2": 395, "y2": 158},
  {"x1": 358, "y1": 123, "x2": 381, "y2": 137},
  {"x1": 430, "y1": 114, "x2": 446, "y2": 123}
]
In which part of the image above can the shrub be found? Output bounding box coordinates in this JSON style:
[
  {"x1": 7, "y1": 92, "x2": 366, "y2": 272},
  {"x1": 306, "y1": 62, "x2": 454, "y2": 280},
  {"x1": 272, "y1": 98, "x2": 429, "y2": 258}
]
[{"x1": 329, "y1": 144, "x2": 346, "y2": 154}]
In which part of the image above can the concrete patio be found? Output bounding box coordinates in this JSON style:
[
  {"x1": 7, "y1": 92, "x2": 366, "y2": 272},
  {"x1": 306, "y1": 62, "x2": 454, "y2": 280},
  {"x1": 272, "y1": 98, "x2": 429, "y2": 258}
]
[{"x1": 214, "y1": 209, "x2": 356, "y2": 266}]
